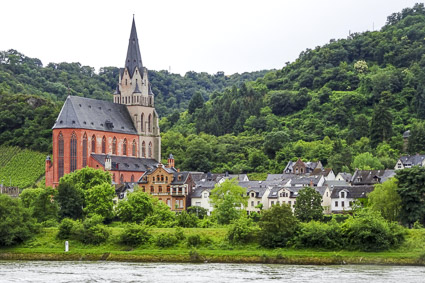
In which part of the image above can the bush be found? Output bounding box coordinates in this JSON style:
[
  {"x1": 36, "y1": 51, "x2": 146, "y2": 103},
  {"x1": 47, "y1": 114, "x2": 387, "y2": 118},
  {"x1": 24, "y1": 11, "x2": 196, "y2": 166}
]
[
  {"x1": 187, "y1": 234, "x2": 201, "y2": 247},
  {"x1": 258, "y1": 204, "x2": 299, "y2": 248},
  {"x1": 57, "y1": 218, "x2": 77, "y2": 239},
  {"x1": 176, "y1": 211, "x2": 198, "y2": 228},
  {"x1": 155, "y1": 233, "x2": 177, "y2": 248},
  {"x1": 174, "y1": 227, "x2": 186, "y2": 241},
  {"x1": 81, "y1": 224, "x2": 110, "y2": 245},
  {"x1": 120, "y1": 224, "x2": 151, "y2": 247},
  {"x1": 227, "y1": 217, "x2": 258, "y2": 244},
  {"x1": 342, "y1": 209, "x2": 405, "y2": 251},
  {"x1": 295, "y1": 220, "x2": 343, "y2": 249}
]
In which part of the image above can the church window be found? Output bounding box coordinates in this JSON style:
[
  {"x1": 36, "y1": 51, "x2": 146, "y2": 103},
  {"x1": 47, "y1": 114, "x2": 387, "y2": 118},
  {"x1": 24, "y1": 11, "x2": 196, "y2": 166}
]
[
  {"x1": 82, "y1": 133, "x2": 87, "y2": 167},
  {"x1": 125, "y1": 79, "x2": 127, "y2": 85},
  {"x1": 141, "y1": 113, "x2": 144, "y2": 131},
  {"x1": 91, "y1": 135, "x2": 96, "y2": 153},
  {"x1": 120, "y1": 174, "x2": 124, "y2": 184},
  {"x1": 132, "y1": 140, "x2": 136, "y2": 156},
  {"x1": 112, "y1": 137, "x2": 117, "y2": 155},
  {"x1": 142, "y1": 141, "x2": 146, "y2": 157},
  {"x1": 131, "y1": 175, "x2": 134, "y2": 182},
  {"x1": 70, "y1": 132, "x2": 77, "y2": 172},
  {"x1": 58, "y1": 132, "x2": 64, "y2": 179},
  {"x1": 148, "y1": 142, "x2": 152, "y2": 158},
  {"x1": 148, "y1": 114, "x2": 152, "y2": 132},
  {"x1": 123, "y1": 138, "x2": 127, "y2": 156},
  {"x1": 102, "y1": 136, "x2": 106, "y2": 153}
]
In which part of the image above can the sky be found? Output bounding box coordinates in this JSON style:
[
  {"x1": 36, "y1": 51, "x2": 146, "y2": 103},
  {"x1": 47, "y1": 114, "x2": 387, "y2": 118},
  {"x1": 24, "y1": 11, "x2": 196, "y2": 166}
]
[{"x1": 0, "y1": 0, "x2": 421, "y2": 75}]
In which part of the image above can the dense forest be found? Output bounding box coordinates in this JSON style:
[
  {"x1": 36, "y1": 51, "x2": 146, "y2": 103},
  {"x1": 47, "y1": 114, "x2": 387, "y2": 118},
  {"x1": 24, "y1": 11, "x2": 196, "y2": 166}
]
[{"x1": 2, "y1": 4, "x2": 425, "y2": 175}]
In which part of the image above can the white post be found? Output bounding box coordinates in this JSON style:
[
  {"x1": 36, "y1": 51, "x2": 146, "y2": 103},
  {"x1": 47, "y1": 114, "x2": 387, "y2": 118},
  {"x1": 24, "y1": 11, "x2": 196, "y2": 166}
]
[{"x1": 65, "y1": 241, "x2": 69, "y2": 252}]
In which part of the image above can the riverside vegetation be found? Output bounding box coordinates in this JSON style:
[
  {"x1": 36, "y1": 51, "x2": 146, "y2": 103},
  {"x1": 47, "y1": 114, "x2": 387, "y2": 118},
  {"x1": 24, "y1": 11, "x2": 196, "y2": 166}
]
[{"x1": 1, "y1": 167, "x2": 425, "y2": 265}]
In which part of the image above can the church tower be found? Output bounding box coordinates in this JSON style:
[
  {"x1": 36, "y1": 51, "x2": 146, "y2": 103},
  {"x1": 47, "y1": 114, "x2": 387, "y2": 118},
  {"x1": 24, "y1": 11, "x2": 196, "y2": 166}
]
[{"x1": 113, "y1": 17, "x2": 161, "y2": 161}]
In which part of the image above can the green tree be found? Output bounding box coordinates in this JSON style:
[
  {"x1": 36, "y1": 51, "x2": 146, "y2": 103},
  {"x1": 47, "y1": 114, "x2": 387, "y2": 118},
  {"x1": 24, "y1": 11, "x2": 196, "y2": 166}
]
[
  {"x1": 188, "y1": 92, "x2": 205, "y2": 114},
  {"x1": 258, "y1": 204, "x2": 299, "y2": 248},
  {"x1": 368, "y1": 178, "x2": 401, "y2": 222},
  {"x1": 187, "y1": 206, "x2": 208, "y2": 219},
  {"x1": 0, "y1": 194, "x2": 37, "y2": 246},
  {"x1": 396, "y1": 167, "x2": 425, "y2": 226},
  {"x1": 20, "y1": 187, "x2": 58, "y2": 223},
  {"x1": 294, "y1": 187, "x2": 323, "y2": 222},
  {"x1": 176, "y1": 211, "x2": 198, "y2": 228},
  {"x1": 181, "y1": 137, "x2": 213, "y2": 172},
  {"x1": 84, "y1": 183, "x2": 116, "y2": 220},
  {"x1": 210, "y1": 178, "x2": 248, "y2": 225},
  {"x1": 116, "y1": 190, "x2": 154, "y2": 223},
  {"x1": 407, "y1": 121, "x2": 425, "y2": 154},
  {"x1": 263, "y1": 130, "x2": 290, "y2": 158},
  {"x1": 351, "y1": 152, "x2": 384, "y2": 170},
  {"x1": 370, "y1": 102, "x2": 392, "y2": 148},
  {"x1": 56, "y1": 181, "x2": 84, "y2": 220}
]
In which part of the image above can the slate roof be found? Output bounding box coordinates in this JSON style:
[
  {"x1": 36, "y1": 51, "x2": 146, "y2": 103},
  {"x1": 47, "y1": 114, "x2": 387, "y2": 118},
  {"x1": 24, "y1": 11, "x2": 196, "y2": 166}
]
[
  {"x1": 53, "y1": 96, "x2": 137, "y2": 135},
  {"x1": 137, "y1": 166, "x2": 191, "y2": 185},
  {"x1": 330, "y1": 186, "x2": 374, "y2": 199},
  {"x1": 284, "y1": 160, "x2": 321, "y2": 174},
  {"x1": 123, "y1": 17, "x2": 143, "y2": 78},
  {"x1": 239, "y1": 181, "x2": 276, "y2": 198},
  {"x1": 268, "y1": 186, "x2": 304, "y2": 199},
  {"x1": 337, "y1": 172, "x2": 352, "y2": 182},
  {"x1": 311, "y1": 168, "x2": 333, "y2": 177},
  {"x1": 265, "y1": 173, "x2": 297, "y2": 181},
  {"x1": 289, "y1": 175, "x2": 322, "y2": 186},
  {"x1": 398, "y1": 155, "x2": 425, "y2": 167},
  {"x1": 351, "y1": 170, "x2": 395, "y2": 185},
  {"x1": 324, "y1": 180, "x2": 349, "y2": 187},
  {"x1": 191, "y1": 186, "x2": 212, "y2": 198},
  {"x1": 91, "y1": 154, "x2": 157, "y2": 172}
]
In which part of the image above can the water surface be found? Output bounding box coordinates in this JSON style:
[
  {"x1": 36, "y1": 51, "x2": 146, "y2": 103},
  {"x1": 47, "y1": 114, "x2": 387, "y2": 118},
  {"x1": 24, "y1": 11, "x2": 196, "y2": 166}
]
[{"x1": 0, "y1": 261, "x2": 424, "y2": 282}]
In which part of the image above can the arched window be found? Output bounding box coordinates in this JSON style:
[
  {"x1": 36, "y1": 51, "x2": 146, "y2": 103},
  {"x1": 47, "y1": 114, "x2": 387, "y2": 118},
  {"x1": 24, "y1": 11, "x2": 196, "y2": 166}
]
[
  {"x1": 120, "y1": 174, "x2": 124, "y2": 184},
  {"x1": 70, "y1": 132, "x2": 77, "y2": 172},
  {"x1": 58, "y1": 132, "x2": 64, "y2": 179},
  {"x1": 142, "y1": 141, "x2": 146, "y2": 158},
  {"x1": 148, "y1": 114, "x2": 152, "y2": 132},
  {"x1": 82, "y1": 133, "x2": 87, "y2": 167},
  {"x1": 132, "y1": 140, "x2": 136, "y2": 156},
  {"x1": 148, "y1": 142, "x2": 152, "y2": 158},
  {"x1": 112, "y1": 137, "x2": 117, "y2": 155},
  {"x1": 102, "y1": 136, "x2": 106, "y2": 154},
  {"x1": 141, "y1": 113, "x2": 144, "y2": 132},
  {"x1": 91, "y1": 135, "x2": 96, "y2": 153},
  {"x1": 123, "y1": 138, "x2": 127, "y2": 156},
  {"x1": 131, "y1": 175, "x2": 134, "y2": 182}
]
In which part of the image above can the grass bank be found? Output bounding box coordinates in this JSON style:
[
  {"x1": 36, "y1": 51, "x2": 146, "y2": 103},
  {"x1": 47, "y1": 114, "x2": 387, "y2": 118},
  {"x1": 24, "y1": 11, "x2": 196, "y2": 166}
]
[{"x1": 1, "y1": 227, "x2": 425, "y2": 266}]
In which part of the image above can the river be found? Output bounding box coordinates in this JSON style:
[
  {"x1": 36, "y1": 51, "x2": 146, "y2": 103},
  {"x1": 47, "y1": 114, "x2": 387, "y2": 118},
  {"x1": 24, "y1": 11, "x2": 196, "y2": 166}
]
[{"x1": 0, "y1": 261, "x2": 424, "y2": 282}]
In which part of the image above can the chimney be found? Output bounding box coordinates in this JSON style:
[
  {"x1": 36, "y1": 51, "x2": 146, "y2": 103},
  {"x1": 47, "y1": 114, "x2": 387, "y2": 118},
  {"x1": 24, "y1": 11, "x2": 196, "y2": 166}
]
[
  {"x1": 105, "y1": 155, "x2": 111, "y2": 170},
  {"x1": 167, "y1": 153, "x2": 175, "y2": 168}
]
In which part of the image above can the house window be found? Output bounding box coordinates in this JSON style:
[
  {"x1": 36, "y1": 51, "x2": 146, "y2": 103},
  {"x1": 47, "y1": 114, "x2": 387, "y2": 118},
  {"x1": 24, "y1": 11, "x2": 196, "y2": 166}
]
[
  {"x1": 150, "y1": 186, "x2": 154, "y2": 193},
  {"x1": 142, "y1": 141, "x2": 146, "y2": 157},
  {"x1": 113, "y1": 173, "x2": 115, "y2": 182},
  {"x1": 167, "y1": 186, "x2": 170, "y2": 193},
  {"x1": 58, "y1": 132, "x2": 64, "y2": 179},
  {"x1": 82, "y1": 133, "x2": 87, "y2": 167},
  {"x1": 131, "y1": 175, "x2": 134, "y2": 182},
  {"x1": 102, "y1": 136, "x2": 106, "y2": 153},
  {"x1": 203, "y1": 192, "x2": 208, "y2": 198},
  {"x1": 70, "y1": 132, "x2": 77, "y2": 172},
  {"x1": 257, "y1": 201, "x2": 260, "y2": 205},
  {"x1": 91, "y1": 135, "x2": 96, "y2": 153},
  {"x1": 195, "y1": 202, "x2": 201, "y2": 206},
  {"x1": 112, "y1": 137, "x2": 117, "y2": 154},
  {"x1": 123, "y1": 139, "x2": 127, "y2": 155},
  {"x1": 288, "y1": 201, "x2": 292, "y2": 206},
  {"x1": 159, "y1": 186, "x2": 163, "y2": 193},
  {"x1": 342, "y1": 201, "x2": 345, "y2": 207},
  {"x1": 335, "y1": 201, "x2": 338, "y2": 207},
  {"x1": 341, "y1": 192, "x2": 345, "y2": 198},
  {"x1": 271, "y1": 201, "x2": 274, "y2": 205},
  {"x1": 251, "y1": 192, "x2": 255, "y2": 197},
  {"x1": 132, "y1": 140, "x2": 136, "y2": 156},
  {"x1": 148, "y1": 142, "x2": 152, "y2": 158},
  {"x1": 251, "y1": 201, "x2": 254, "y2": 207},
  {"x1": 167, "y1": 199, "x2": 171, "y2": 207}
]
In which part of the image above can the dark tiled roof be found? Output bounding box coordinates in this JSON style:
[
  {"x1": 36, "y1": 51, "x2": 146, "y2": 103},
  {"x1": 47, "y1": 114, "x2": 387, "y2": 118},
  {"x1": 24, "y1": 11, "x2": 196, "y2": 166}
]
[
  {"x1": 289, "y1": 175, "x2": 322, "y2": 185},
  {"x1": 330, "y1": 186, "x2": 374, "y2": 199},
  {"x1": 123, "y1": 18, "x2": 143, "y2": 78},
  {"x1": 311, "y1": 168, "x2": 333, "y2": 177},
  {"x1": 266, "y1": 173, "x2": 297, "y2": 181},
  {"x1": 91, "y1": 154, "x2": 157, "y2": 172},
  {"x1": 398, "y1": 155, "x2": 425, "y2": 166},
  {"x1": 53, "y1": 96, "x2": 137, "y2": 134},
  {"x1": 324, "y1": 180, "x2": 349, "y2": 187},
  {"x1": 191, "y1": 186, "x2": 212, "y2": 198},
  {"x1": 337, "y1": 172, "x2": 352, "y2": 182},
  {"x1": 351, "y1": 170, "x2": 395, "y2": 185}
]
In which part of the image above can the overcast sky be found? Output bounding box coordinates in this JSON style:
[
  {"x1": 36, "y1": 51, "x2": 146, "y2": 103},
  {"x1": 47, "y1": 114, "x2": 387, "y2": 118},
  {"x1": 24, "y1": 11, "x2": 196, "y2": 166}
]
[{"x1": 0, "y1": 0, "x2": 420, "y2": 75}]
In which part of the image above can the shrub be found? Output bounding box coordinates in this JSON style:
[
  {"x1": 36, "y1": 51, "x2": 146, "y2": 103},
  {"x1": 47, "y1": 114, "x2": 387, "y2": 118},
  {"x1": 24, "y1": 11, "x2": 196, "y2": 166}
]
[
  {"x1": 342, "y1": 209, "x2": 405, "y2": 251},
  {"x1": 57, "y1": 218, "x2": 77, "y2": 239},
  {"x1": 187, "y1": 234, "x2": 201, "y2": 247},
  {"x1": 258, "y1": 204, "x2": 299, "y2": 248},
  {"x1": 174, "y1": 227, "x2": 186, "y2": 241},
  {"x1": 120, "y1": 224, "x2": 151, "y2": 247},
  {"x1": 295, "y1": 220, "x2": 343, "y2": 249},
  {"x1": 176, "y1": 211, "x2": 198, "y2": 228},
  {"x1": 68, "y1": 215, "x2": 110, "y2": 245},
  {"x1": 155, "y1": 233, "x2": 177, "y2": 248},
  {"x1": 227, "y1": 217, "x2": 258, "y2": 244}
]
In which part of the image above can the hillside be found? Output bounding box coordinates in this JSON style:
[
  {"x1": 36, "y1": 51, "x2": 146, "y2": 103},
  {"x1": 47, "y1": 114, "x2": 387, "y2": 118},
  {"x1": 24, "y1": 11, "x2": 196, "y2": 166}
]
[
  {"x1": 160, "y1": 4, "x2": 425, "y2": 173},
  {"x1": 0, "y1": 145, "x2": 45, "y2": 188}
]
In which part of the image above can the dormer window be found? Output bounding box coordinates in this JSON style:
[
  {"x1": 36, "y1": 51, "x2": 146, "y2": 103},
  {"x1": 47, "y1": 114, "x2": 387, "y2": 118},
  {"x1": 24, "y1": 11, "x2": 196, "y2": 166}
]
[{"x1": 341, "y1": 192, "x2": 345, "y2": 198}]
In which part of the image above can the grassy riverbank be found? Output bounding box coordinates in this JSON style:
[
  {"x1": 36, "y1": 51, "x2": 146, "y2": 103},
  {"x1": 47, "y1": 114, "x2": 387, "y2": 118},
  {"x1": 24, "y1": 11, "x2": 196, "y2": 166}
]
[{"x1": 1, "y1": 227, "x2": 425, "y2": 266}]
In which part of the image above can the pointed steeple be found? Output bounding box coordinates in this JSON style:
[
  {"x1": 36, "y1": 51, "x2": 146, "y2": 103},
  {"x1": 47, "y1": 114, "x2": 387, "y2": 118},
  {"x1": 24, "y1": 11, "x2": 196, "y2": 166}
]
[{"x1": 125, "y1": 16, "x2": 143, "y2": 78}]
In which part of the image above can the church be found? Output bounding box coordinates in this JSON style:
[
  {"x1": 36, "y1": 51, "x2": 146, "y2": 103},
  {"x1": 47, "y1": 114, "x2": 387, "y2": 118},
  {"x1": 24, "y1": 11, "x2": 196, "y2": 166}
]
[{"x1": 45, "y1": 18, "x2": 162, "y2": 187}]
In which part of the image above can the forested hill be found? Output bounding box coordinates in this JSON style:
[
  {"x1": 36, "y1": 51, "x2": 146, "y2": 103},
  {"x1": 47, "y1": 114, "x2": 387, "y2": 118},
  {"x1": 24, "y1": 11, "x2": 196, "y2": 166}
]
[
  {"x1": 160, "y1": 4, "x2": 425, "y2": 174},
  {"x1": 0, "y1": 50, "x2": 269, "y2": 116}
]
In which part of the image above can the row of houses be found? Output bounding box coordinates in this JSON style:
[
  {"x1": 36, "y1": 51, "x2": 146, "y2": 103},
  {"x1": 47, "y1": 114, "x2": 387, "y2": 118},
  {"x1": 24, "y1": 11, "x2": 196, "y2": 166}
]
[{"x1": 114, "y1": 155, "x2": 418, "y2": 215}]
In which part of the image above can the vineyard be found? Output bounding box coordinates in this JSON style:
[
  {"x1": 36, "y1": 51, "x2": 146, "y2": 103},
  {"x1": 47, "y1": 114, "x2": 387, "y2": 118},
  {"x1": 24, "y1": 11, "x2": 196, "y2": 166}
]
[{"x1": 0, "y1": 146, "x2": 46, "y2": 188}]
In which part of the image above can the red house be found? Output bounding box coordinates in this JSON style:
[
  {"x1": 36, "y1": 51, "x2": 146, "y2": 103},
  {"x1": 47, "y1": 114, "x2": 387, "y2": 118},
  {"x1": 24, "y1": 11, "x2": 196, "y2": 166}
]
[{"x1": 45, "y1": 18, "x2": 161, "y2": 187}]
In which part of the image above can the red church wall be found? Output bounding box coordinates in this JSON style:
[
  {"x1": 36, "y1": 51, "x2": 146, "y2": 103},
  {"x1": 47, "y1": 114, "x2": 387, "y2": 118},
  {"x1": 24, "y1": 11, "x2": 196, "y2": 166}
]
[{"x1": 47, "y1": 128, "x2": 140, "y2": 188}]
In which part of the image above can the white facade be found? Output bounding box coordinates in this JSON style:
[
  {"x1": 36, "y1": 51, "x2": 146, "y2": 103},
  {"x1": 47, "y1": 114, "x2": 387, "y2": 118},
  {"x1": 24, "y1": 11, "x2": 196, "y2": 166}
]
[
  {"x1": 331, "y1": 189, "x2": 355, "y2": 212},
  {"x1": 191, "y1": 189, "x2": 213, "y2": 215}
]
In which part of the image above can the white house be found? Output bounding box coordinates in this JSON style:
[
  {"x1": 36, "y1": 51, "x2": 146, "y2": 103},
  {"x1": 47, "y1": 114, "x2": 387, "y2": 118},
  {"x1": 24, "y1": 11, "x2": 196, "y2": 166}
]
[
  {"x1": 330, "y1": 186, "x2": 374, "y2": 213},
  {"x1": 394, "y1": 155, "x2": 425, "y2": 170}
]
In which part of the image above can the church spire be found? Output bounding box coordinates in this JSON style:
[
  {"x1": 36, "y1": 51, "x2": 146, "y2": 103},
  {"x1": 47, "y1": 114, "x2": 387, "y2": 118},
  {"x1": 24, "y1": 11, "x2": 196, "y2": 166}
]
[{"x1": 124, "y1": 16, "x2": 143, "y2": 78}]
